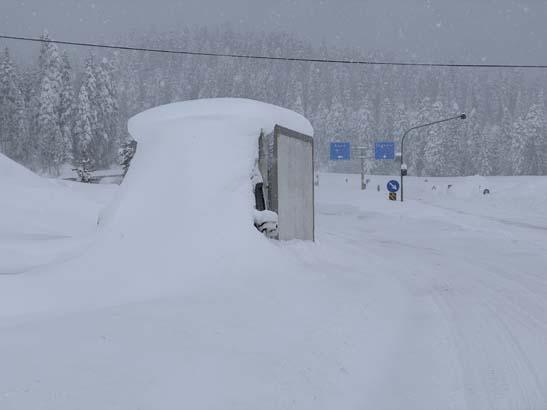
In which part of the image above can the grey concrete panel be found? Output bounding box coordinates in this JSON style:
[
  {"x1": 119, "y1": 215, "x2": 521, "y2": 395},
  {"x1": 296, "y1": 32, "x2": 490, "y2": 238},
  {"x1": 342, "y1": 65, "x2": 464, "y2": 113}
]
[{"x1": 275, "y1": 126, "x2": 314, "y2": 241}]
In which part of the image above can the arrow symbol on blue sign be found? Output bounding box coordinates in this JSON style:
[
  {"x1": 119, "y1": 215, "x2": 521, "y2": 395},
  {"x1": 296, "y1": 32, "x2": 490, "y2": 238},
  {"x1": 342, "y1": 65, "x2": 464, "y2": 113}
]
[{"x1": 387, "y1": 180, "x2": 400, "y2": 193}]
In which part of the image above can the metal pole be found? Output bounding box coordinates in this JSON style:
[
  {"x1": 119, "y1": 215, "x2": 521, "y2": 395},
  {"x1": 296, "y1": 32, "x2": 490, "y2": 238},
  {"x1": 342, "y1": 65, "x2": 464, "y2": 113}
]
[
  {"x1": 353, "y1": 146, "x2": 367, "y2": 190},
  {"x1": 361, "y1": 155, "x2": 365, "y2": 190},
  {"x1": 400, "y1": 128, "x2": 409, "y2": 202},
  {"x1": 399, "y1": 113, "x2": 466, "y2": 202}
]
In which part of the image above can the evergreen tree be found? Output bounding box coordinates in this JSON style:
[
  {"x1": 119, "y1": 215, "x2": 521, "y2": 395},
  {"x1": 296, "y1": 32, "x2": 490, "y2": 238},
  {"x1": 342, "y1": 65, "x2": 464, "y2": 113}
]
[
  {"x1": 423, "y1": 100, "x2": 444, "y2": 176},
  {"x1": 0, "y1": 48, "x2": 29, "y2": 163},
  {"x1": 59, "y1": 52, "x2": 75, "y2": 165},
  {"x1": 527, "y1": 91, "x2": 546, "y2": 174},
  {"x1": 36, "y1": 73, "x2": 64, "y2": 174},
  {"x1": 475, "y1": 124, "x2": 492, "y2": 176},
  {"x1": 441, "y1": 100, "x2": 464, "y2": 176},
  {"x1": 408, "y1": 97, "x2": 432, "y2": 176},
  {"x1": 510, "y1": 115, "x2": 528, "y2": 175},
  {"x1": 73, "y1": 73, "x2": 95, "y2": 167},
  {"x1": 30, "y1": 34, "x2": 68, "y2": 174},
  {"x1": 3, "y1": 26, "x2": 547, "y2": 177},
  {"x1": 94, "y1": 57, "x2": 120, "y2": 167},
  {"x1": 286, "y1": 67, "x2": 305, "y2": 114},
  {"x1": 119, "y1": 139, "x2": 137, "y2": 176},
  {"x1": 498, "y1": 106, "x2": 513, "y2": 174}
]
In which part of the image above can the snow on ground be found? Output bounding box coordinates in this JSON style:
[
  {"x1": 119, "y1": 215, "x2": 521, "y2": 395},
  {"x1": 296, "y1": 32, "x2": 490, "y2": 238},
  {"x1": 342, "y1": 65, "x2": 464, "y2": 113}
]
[
  {"x1": 0, "y1": 154, "x2": 117, "y2": 275},
  {"x1": 315, "y1": 173, "x2": 547, "y2": 409},
  {"x1": 1, "y1": 100, "x2": 547, "y2": 409}
]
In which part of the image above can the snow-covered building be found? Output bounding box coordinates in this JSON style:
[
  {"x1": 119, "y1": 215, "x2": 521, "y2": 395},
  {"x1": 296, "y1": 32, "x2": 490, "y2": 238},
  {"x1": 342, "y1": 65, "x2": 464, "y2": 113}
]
[{"x1": 103, "y1": 98, "x2": 314, "y2": 243}]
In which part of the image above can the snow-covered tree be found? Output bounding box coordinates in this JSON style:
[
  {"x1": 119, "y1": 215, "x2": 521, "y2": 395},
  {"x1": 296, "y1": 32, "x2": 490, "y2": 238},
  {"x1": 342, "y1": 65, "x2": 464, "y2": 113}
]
[
  {"x1": 3, "y1": 26, "x2": 547, "y2": 177},
  {"x1": 286, "y1": 67, "x2": 305, "y2": 114},
  {"x1": 498, "y1": 106, "x2": 513, "y2": 175},
  {"x1": 119, "y1": 139, "x2": 137, "y2": 176},
  {"x1": 526, "y1": 92, "x2": 547, "y2": 174},
  {"x1": 0, "y1": 48, "x2": 30, "y2": 163},
  {"x1": 510, "y1": 116, "x2": 528, "y2": 175},
  {"x1": 30, "y1": 33, "x2": 69, "y2": 174},
  {"x1": 423, "y1": 100, "x2": 445, "y2": 176},
  {"x1": 59, "y1": 52, "x2": 75, "y2": 165},
  {"x1": 73, "y1": 65, "x2": 96, "y2": 167},
  {"x1": 94, "y1": 57, "x2": 120, "y2": 167},
  {"x1": 474, "y1": 124, "x2": 492, "y2": 176},
  {"x1": 407, "y1": 97, "x2": 431, "y2": 176},
  {"x1": 441, "y1": 101, "x2": 464, "y2": 177}
]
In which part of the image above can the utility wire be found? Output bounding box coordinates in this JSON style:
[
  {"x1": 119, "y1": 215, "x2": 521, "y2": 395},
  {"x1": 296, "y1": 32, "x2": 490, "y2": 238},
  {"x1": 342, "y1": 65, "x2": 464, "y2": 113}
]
[{"x1": 2, "y1": 34, "x2": 547, "y2": 69}]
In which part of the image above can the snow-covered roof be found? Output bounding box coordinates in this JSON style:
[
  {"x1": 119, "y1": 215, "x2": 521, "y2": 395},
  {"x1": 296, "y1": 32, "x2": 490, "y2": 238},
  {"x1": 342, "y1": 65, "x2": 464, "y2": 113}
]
[{"x1": 128, "y1": 98, "x2": 313, "y2": 141}]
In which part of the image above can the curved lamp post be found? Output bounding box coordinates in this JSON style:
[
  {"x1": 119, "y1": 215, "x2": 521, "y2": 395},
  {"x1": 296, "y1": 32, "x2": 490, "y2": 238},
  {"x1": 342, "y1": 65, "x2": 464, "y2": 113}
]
[{"x1": 400, "y1": 113, "x2": 466, "y2": 202}]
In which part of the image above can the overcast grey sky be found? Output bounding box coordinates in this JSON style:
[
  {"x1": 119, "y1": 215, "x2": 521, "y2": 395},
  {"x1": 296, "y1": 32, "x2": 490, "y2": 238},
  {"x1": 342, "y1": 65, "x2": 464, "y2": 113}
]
[{"x1": 1, "y1": 0, "x2": 546, "y2": 64}]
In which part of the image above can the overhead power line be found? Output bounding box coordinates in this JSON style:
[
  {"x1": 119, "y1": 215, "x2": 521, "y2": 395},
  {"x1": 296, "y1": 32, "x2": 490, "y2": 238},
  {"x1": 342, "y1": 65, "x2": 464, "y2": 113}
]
[{"x1": 2, "y1": 34, "x2": 547, "y2": 69}]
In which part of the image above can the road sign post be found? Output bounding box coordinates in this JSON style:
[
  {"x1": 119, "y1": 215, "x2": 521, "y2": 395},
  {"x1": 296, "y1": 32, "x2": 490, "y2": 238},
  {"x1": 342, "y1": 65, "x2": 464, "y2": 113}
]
[
  {"x1": 350, "y1": 145, "x2": 369, "y2": 190},
  {"x1": 387, "y1": 179, "x2": 399, "y2": 201},
  {"x1": 361, "y1": 155, "x2": 365, "y2": 189},
  {"x1": 400, "y1": 163, "x2": 407, "y2": 202},
  {"x1": 357, "y1": 146, "x2": 367, "y2": 190}
]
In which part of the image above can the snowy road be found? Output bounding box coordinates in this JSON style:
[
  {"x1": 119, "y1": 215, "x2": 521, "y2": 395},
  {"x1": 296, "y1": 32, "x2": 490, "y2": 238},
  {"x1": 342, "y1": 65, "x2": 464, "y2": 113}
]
[
  {"x1": 1, "y1": 171, "x2": 546, "y2": 409},
  {"x1": 316, "y1": 174, "x2": 547, "y2": 409}
]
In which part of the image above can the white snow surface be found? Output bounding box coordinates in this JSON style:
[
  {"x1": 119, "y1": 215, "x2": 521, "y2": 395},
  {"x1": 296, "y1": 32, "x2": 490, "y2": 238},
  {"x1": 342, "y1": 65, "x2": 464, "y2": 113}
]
[
  {"x1": 1, "y1": 102, "x2": 547, "y2": 409},
  {"x1": 253, "y1": 209, "x2": 279, "y2": 225},
  {"x1": 0, "y1": 153, "x2": 117, "y2": 275},
  {"x1": 99, "y1": 98, "x2": 312, "y2": 253},
  {"x1": 127, "y1": 98, "x2": 313, "y2": 139}
]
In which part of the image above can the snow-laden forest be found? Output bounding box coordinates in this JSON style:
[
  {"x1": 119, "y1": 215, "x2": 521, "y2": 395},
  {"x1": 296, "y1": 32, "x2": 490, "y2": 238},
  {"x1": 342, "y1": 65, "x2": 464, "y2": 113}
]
[{"x1": 1, "y1": 27, "x2": 546, "y2": 176}]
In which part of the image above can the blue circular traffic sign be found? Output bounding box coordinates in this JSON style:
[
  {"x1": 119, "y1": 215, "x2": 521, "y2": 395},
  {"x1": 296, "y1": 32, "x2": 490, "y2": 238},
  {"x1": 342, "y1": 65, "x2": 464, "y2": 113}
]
[{"x1": 387, "y1": 180, "x2": 400, "y2": 193}]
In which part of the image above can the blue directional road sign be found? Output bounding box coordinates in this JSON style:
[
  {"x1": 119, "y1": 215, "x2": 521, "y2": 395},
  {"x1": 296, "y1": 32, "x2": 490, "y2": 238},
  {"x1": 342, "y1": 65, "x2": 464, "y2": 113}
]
[
  {"x1": 330, "y1": 142, "x2": 351, "y2": 160},
  {"x1": 387, "y1": 180, "x2": 400, "y2": 193},
  {"x1": 375, "y1": 141, "x2": 395, "y2": 160}
]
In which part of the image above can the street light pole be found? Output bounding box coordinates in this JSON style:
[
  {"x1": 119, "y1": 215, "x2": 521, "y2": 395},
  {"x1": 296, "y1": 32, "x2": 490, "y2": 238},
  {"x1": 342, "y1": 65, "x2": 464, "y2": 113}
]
[{"x1": 400, "y1": 113, "x2": 466, "y2": 202}]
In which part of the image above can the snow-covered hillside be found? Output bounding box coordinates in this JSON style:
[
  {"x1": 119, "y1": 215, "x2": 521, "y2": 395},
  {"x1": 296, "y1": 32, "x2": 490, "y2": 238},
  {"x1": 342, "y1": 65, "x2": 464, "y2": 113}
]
[{"x1": 1, "y1": 128, "x2": 547, "y2": 408}]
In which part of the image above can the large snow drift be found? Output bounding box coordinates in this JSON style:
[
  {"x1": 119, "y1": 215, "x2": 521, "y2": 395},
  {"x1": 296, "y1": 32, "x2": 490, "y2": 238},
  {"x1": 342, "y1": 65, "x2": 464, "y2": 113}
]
[
  {"x1": 1, "y1": 99, "x2": 314, "y2": 315},
  {"x1": 100, "y1": 98, "x2": 313, "y2": 260},
  {"x1": 0, "y1": 151, "x2": 112, "y2": 240},
  {"x1": 0, "y1": 152, "x2": 116, "y2": 275}
]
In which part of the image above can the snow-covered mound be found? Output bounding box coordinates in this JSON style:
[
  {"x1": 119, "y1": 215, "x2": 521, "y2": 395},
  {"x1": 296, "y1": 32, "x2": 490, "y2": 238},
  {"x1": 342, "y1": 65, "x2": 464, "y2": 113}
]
[
  {"x1": 0, "y1": 152, "x2": 113, "y2": 238},
  {"x1": 128, "y1": 98, "x2": 313, "y2": 138},
  {"x1": 0, "y1": 153, "x2": 117, "y2": 275},
  {"x1": 100, "y1": 98, "x2": 313, "y2": 260},
  {"x1": 0, "y1": 152, "x2": 40, "y2": 185},
  {"x1": 0, "y1": 153, "x2": 45, "y2": 239}
]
